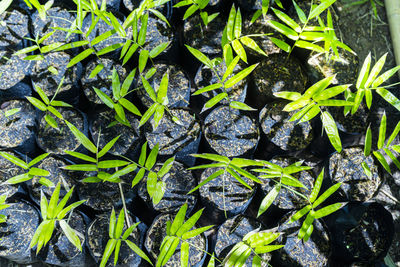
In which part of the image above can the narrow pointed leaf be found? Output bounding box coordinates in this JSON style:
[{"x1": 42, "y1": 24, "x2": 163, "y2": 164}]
[
  {"x1": 313, "y1": 182, "x2": 342, "y2": 208},
  {"x1": 257, "y1": 184, "x2": 280, "y2": 217}
]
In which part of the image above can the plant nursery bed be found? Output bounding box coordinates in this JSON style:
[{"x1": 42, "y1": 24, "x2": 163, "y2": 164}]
[{"x1": 0, "y1": 0, "x2": 400, "y2": 266}]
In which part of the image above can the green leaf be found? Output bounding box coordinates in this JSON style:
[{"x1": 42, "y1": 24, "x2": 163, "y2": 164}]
[
  {"x1": 298, "y1": 104, "x2": 319, "y2": 123},
  {"x1": 57, "y1": 199, "x2": 86, "y2": 220},
  {"x1": 314, "y1": 84, "x2": 351, "y2": 101},
  {"x1": 67, "y1": 49, "x2": 93, "y2": 68},
  {"x1": 376, "y1": 87, "x2": 400, "y2": 112},
  {"x1": 63, "y1": 164, "x2": 98, "y2": 171},
  {"x1": 226, "y1": 5, "x2": 236, "y2": 41},
  {"x1": 118, "y1": 99, "x2": 141, "y2": 117},
  {"x1": 240, "y1": 36, "x2": 267, "y2": 57},
  {"x1": 149, "y1": 42, "x2": 170, "y2": 58},
  {"x1": 97, "y1": 43, "x2": 124, "y2": 56},
  {"x1": 351, "y1": 88, "x2": 365, "y2": 115},
  {"x1": 23, "y1": 54, "x2": 44, "y2": 61},
  {"x1": 180, "y1": 241, "x2": 189, "y2": 267},
  {"x1": 141, "y1": 76, "x2": 157, "y2": 102},
  {"x1": 48, "y1": 182, "x2": 61, "y2": 219},
  {"x1": 318, "y1": 100, "x2": 353, "y2": 107},
  {"x1": 373, "y1": 150, "x2": 391, "y2": 174},
  {"x1": 267, "y1": 20, "x2": 299, "y2": 40},
  {"x1": 109, "y1": 163, "x2": 137, "y2": 181},
  {"x1": 272, "y1": 7, "x2": 301, "y2": 32},
  {"x1": 365, "y1": 53, "x2": 387, "y2": 87},
  {"x1": 55, "y1": 40, "x2": 90, "y2": 52},
  {"x1": 98, "y1": 135, "x2": 120, "y2": 158},
  {"x1": 152, "y1": 180, "x2": 166, "y2": 204},
  {"x1": 51, "y1": 100, "x2": 72, "y2": 107},
  {"x1": 290, "y1": 205, "x2": 312, "y2": 223},
  {"x1": 28, "y1": 153, "x2": 50, "y2": 168},
  {"x1": 109, "y1": 208, "x2": 116, "y2": 238},
  {"x1": 362, "y1": 84, "x2": 371, "y2": 105},
  {"x1": 176, "y1": 208, "x2": 204, "y2": 237},
  {"x1": 98, "y1": 160, "x2": 129, "y2": 169},
  {"x1": 387, "y1": 121, "x2": 400, "y2": 147},
  {"x1": 225, "y1": 64, "x2": 258, "y2": 88},
  {"x1": 33, "y1": 85, "x2": 50, "y2": 105},
  {"x1": 274, "y1": 91, "x2": 302, "y2": 101},
  {"x1": 283, "y1": 99, "x2": 311, "y2": 113},
  {"x1": 100, "y1": 239, "x2": 117, "y2": 267},
  {"x1": 158, "y1": 157, "x2": 175, "y2": 177},
  {"x1": 361, "y1": 161, "x2": 372, "y2": 178},
  {"x1": 65, "y1": 121, "x2": 97, "y2": 153},
  {"x1": 270, "y1": 37, "x2": 291, "y2": 53},
  {"x1": 138, "y1": 13, "x2": 148, "y2": 46},
  {"x1": 234, "y1": 8, "x2": 242, "y2": 39},
  {"x1": 157, "y1": 236, "x2": 180, "y2": 267},
  {"x1": 257, "y1": 184, "x2": 280, "y2": 217},
  {"x1": 204, "y1": 92, "x2": 227, "y2": 110},
  {"x1": 0, "y1": 152, "x2": 28, "y2": 169},
  {"x1": 139, "y1": 142, "x2": 147, "y2": 166},
  {"x1": 145, "y1": 143, "x2": 159, "y2": 170},
  {"x1": 309, "y1": 0, "x2": 336, "y2": 19},
  {"x1": 131, "y1": 167, "x2": 146, "y2": 188},
  {"x1": 44, "y1": 114, "x2": 58, "y2": 129},
  {"x1": 313, "y1": 182, "x2": 342, "y2": 208},
  {"x1": 321, "y1": 111, "x2": 342, "y2": 152},
  {"x1": 226, "y1": 167, "x2": 252, "y2": 189},
  {"x1": 231, "y1": 39, "x2": 247, "y2": 63},
  {"x1": 138, "y1": 49, "x2": 149, "y2": 73},
  {"x1": 223, "y1": 43, "x2": 233, "y2": 66},
  {"x1": 310, "y1": 169, "x2": 324, "y2": 203},
  {"x1": 125, "y1": 239, "x2": 153, "y2": 265},
  {"x1": 14, "y1": 45, "x2": 39, "y2": 55},
  {"x1": 378, "y1": 112, "x2": 386, "y2": 150},
  {"x1": 157, "y1": 72, "x2": 169, "y2": 103},
  {"x1": 187, "y1": 169, "x2": 225, "y2": 194},
  {"x1": 185, "y1": 45, "x2": 212, "y2": 68},
  {"x1": 145, "y1": 67, "x2": 157, "y2": 80},
  {"x1": 293, "y1": 0, "x2": 307, "y2": 23},
  {"x1": 26, "y1": 96, "x2": 47, "y2": 111},
  {"x1": 280, "y1": 174, "x2": 306, "y2": 187},
  {"x1": 115, "y1": 209, "x2": 125, "y2": 238},
  {"x1": 114, "y1": 103, "x2": 127, "y2": 124},
  {"x1": 229, "y1": 101, "x2": 256, "y2": 111},
  {"x1": 298, "y1": 213, "x2": 314, "y2": 240},
  {"x1": 111, "y1": 68, "x2": 121, "y2": 99},
  {"x1": 114, "y1": 240, "x2": 122, "y2": 266},
  {"x1": 357, "y1": 52, "x2": 371, "y2": 89},
  {"x1": 183, "y1": 4, "x2": 199, "y2": 20},
  {"x1": 5, "y1": 173, "x2": 31, "y2": 184},
  {"x1": 304, "y1": 76, "x2": 335, "y2": 99},
  {"x1": 149, "y1": 8, "x2": 171, "y2": 26},
  {"x1": 192, "y1": 153, "x2": 230, "y2": 163},
  {"x1": 60, "y1": 220, "x2": 82, "y2": 251},
  {"x1": 314, "y1": 203, "x2": 344, "y2": 219},
  {"x1": 182, "y1": 225, "x2": 213, "y2": 239},
  {"x1": 170, "y1": 203, "x2": 188, "y2": 235},
  {"x1": 122, "y1": 43, "x2": 139, "y2": 65},
  {"x1": 41, "y1": 42, "x2": 64, "y2": 53},
  {"x1": 147, "y1": 171, "x2": 157, "y2": 198},
  {"x1": 93, "y1": 87, "x2": 114, "y2": 108},
  {"x1": 4, "y1": 108, "x2": 21, "y2": 117},
  {"x1": 28, "y1": 167, "x2": 49, "y2": 177},
  {"x1": 193, "y1": 83, "x2": 223, "y2": 96},
  {"x1": 119, "y1": 69, "x2": 135, "y2": 97},
  {"x1": 372, "y1": 65, "x2": 400, "y2": 88}
]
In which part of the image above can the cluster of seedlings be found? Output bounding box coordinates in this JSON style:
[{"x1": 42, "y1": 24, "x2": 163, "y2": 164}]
[{"x1": 0, "y1": 0, "x2": 398, "y2": 266}]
